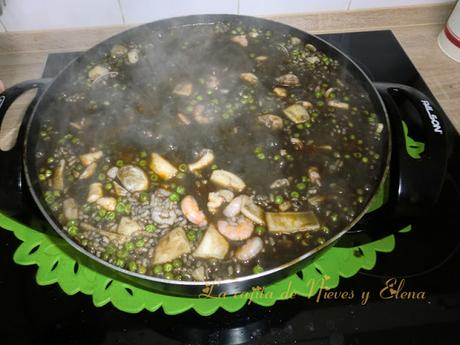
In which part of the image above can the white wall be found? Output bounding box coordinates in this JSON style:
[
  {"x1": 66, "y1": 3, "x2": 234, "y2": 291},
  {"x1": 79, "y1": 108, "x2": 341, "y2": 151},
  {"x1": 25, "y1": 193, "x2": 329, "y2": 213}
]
[{"x1": 0, "y1": 0, "x2": 455, "y2": 32}]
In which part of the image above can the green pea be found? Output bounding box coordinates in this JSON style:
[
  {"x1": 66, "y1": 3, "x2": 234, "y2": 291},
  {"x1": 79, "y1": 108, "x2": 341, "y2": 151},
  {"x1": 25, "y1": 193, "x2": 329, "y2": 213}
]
[
  {"x1": 139, "y1": 159, "x2": 147, "y2": 167},
  {"x1": 104, "y1": 182, "x2": 113, "y2": 190},
  {"x1": 286, "y1": 154, "x2": 294, "y2": 161},
  {"x1": 174, "y1": 275, "x2": 182, "y2": 281},
  {"x1": 273, "y1": 154, "x2": 281, "y2": 161},
  {"x1": 296, "y1": 182, "x2": 307, "y2": 190},
  {"x1": 321, "y1": 226, "x2": 330, "y2": 234},
  {"x1": 46, "y1": 157, "x2": 55, "y2": 164},
  {"x1": 153, "y1": 264, "x2": 163, "y2": 275},
  {"x1": 296, "y1": 124, "x2": 304, "y2": 129},
  {"x1": 163, "y1": 263, "x2": 173, "y2": 273},
  {"x1": 68, "y1": 225, "x2": 79, "y2": 236},
  {"x1": 178, "y1": 163, "x2": 188, "y2": 172},
  {"x1": 98, "y1": 209, "x2": 107, "y2": 217},
  {"x1": 150, "y1": 173, "x2": 159, "y2": 181},
  {"x1": 139, "y1": 192, "x2": 149, "y2": 203},
  {"x1": 39, "y1": 174, "x2": 47, "y2": 181},
  {"x1": 252, "y1": 265, "x2": 264, "y2": 274},
  {"x1": 255, "y1": 226, "x2": 266, "y2": 236},
  {"x1": 330, "y1": 213, "x2": 338, "y2": 222},
  {"x1": 45, "y1": 194, "x2": 55, "y2": 204},
  {"x1": 361, "y1": 157, "x2": 369, "y2": 163},
  {"x1": 357, "y1": 195, "x2": 364, "y2": 204},
  {"x1": 172, "y1": 259, "x2": 182, "y2": 268},
  {"x1": 294, "y1": 233, "x2": 303, "y2": 241},
  {"x1": 128, "y1": 261, "x2": 137, "y2": 272},
  {"x1": 139, "y1": 151, "x2": 148, "y2": 158},
  {"x1": 135, "y1": 239, "x2": 145, "y2": 248},
  {"x1": 124, "y1": 242, "x2": 135, "y2": 251},
  {"x1": 274, "y1": 195, "x2": 284, "y2": 205},
  {"x1": 115, "y1": 258, "x2": 125, "y2": 267},
  {"x1": 138, "y1": 265, "x2": 147, "y2": 274},
  {"x1": 254, "y1": 146, "x2": 263, "y2": 154},
  {"x1": 256, "y1": 152, "x2": 266, "y2": 160},
  {"x1": 115, "y1": 160, "x2": 124, "y2": 167},
  {"x1": 317, "y1": 237, "x2": 326, "y2": 245},
  {"x1": 187, "y1": 230, "x2": 196, "y2": 241},
  {"x1": 67, "y1": 219, "x2": 78, "y2": 227},
  {"x1": 301, "y1": 176, "x2": 308, "y2": 183},
  {"x1": 176, "y1": 172, "x2": 186, "y2": 180},
  {"x1": 116, "y1": 202, "x2": 126, "y2": 213},
  {"x1": 116, "y1": 249, "x2": 128, "y2": 259},
  {"x1": 290, "y1": 191, "x2": 300, "y2": 199},
  {"x1": 176, "y1": 186, "x2": 186, "y2": 195},
  {"x1": 169, "y1": 192, "x2": 180, "y2": 202},
  {"x1": 105, "y1": 211, "x2": 116, "y2": 221},
  {"x1": 105, "y1": 244, "x2": 116, "y2": 255},
  {"x1": 164, "y1": 272, "x2": 174, "y2": 280},
  {"x1": 211, "y1": 164, "x2": 218, "y2": 170},
  {"x1": 145, "y1": 224, "x2": 157, "y2": 233}
]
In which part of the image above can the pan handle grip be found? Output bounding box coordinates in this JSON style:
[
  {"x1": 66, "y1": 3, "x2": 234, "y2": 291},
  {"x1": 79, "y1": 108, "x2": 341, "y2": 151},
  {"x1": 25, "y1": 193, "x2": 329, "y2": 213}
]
[
  {"x1": 0, "y1": 78, "x2": 52, "y2": 216},
  {"x1": 339, "y1": 82, "x2": 451, "y2": 247}
]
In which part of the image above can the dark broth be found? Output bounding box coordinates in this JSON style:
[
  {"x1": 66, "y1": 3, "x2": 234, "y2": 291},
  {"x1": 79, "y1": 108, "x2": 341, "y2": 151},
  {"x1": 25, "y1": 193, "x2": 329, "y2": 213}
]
[{"x1": 35, "y1": 21, "x2": 385, "y2": 281}]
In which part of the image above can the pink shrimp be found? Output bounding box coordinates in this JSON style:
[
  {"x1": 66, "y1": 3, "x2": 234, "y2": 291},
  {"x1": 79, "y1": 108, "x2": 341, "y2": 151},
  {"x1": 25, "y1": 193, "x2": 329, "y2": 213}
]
[
  {"x1": 217, "y1": 217, "x2": 254, "y2": 241},
  {"x1": 181, "y1": 195, "x2": 207, "y2": 227}
]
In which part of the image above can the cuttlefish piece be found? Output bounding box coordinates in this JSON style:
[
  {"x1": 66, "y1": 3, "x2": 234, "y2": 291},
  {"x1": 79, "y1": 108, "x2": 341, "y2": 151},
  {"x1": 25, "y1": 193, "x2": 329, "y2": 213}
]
[
  {"x1": 210, "y1": 169, "x2": 246, "y2": 192},
  {"x1": 257, "y1": 114, "x2": 284, "y2": 130},
  {"x1": 231, "y1": 35, "x2": 248, "y2": 47},
  {"x1": 87, "y1": 182, "x2": 103, "y2": 203},
  {"x1": 173, "y1": 82, "x2": 193, "y2": 96},
  {"x1": 79, "y1": 150, "x2": 103, "y2": 167},
  {"x1": 79, "y1": 162, "x2": 97, "y2": 180},
  {"x1": 266, "y1": 212, "x2": 320, "y2": 233},
  {"x1": 63, "y1": 198, "x2": 79, "y2": 221},
  {"x1": 188, "y1": 149, "x2": 215, "y2": 172},
  {"x1": 275, "y1": 73, "x2": 300, "y2": 87},
  {"x1": 240, "y1": 73, "x2": 258, "y2": 85},
  {"x1": 88, "y1": 65, "x2": 110, "y2": 81},
  {"x1": 52, "y1": 159, "x2": 65, "y2": 191}
]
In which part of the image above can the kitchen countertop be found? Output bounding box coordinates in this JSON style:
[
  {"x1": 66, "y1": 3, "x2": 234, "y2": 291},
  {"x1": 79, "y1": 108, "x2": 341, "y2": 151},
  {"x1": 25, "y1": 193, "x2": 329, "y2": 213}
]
[{"x1": 0, "y1": 3, "x2": 459, "y2": 149}]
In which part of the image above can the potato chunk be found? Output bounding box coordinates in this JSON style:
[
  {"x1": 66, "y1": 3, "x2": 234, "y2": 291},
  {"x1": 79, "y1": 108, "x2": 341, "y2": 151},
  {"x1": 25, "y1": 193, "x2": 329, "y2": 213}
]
[
  {"x1": 153, "y1": 227, "x2": 191, "y2": 264},
  {"x1": 149, "y1": 153, "x2": 178, "y2": 180},
  {"x1": 193, "y1": 224, "x2": 229, "y2": 260}
]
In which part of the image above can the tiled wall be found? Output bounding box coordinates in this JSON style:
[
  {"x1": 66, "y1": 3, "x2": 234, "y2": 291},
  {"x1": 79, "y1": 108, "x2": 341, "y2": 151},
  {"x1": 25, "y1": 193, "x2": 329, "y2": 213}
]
[{"x1": 0, "y1": 0, "x2": 454, "y2": 31}]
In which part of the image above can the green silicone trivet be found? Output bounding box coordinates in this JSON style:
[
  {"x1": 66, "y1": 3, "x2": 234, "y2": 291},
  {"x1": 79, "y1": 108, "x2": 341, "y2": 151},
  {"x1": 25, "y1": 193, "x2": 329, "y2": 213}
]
[{"x1": 0, "y1": 123, "x2": 423, "y2": 316}]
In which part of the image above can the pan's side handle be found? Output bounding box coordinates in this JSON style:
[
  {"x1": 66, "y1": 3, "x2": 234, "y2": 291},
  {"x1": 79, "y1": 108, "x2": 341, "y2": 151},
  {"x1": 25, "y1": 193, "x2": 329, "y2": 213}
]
[
  {"x1": 339, "y1": 83, "x2": 452, "y2": 247},
  {"x1": 0, "y1": 79, "x2": 52, "y2": 216}
]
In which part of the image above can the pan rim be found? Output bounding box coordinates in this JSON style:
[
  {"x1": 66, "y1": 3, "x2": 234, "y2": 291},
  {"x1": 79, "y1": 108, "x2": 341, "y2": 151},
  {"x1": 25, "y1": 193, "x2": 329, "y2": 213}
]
[{"x1": 23, "y1": 14, "x2": 392, "y2": 293}]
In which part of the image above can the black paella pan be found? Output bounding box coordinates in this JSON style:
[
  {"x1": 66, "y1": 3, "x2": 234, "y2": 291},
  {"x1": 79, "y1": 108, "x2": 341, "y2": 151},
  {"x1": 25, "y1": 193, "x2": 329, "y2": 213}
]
[{"x1": 0, "y1": 15, "x2": 449, "y2": 296}]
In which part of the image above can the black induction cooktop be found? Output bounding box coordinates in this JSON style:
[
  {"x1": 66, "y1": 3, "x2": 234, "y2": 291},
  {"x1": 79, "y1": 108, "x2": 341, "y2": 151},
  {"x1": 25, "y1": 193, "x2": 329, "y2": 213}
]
[{"x1": 1, "y1": 30, "x2": 459, "y2": 345}]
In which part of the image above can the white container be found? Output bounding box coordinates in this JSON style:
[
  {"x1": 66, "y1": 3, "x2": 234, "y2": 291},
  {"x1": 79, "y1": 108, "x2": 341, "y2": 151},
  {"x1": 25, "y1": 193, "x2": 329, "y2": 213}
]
[{"x1": 438, "y1": 1, "x2": 460, "y2": 63}]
